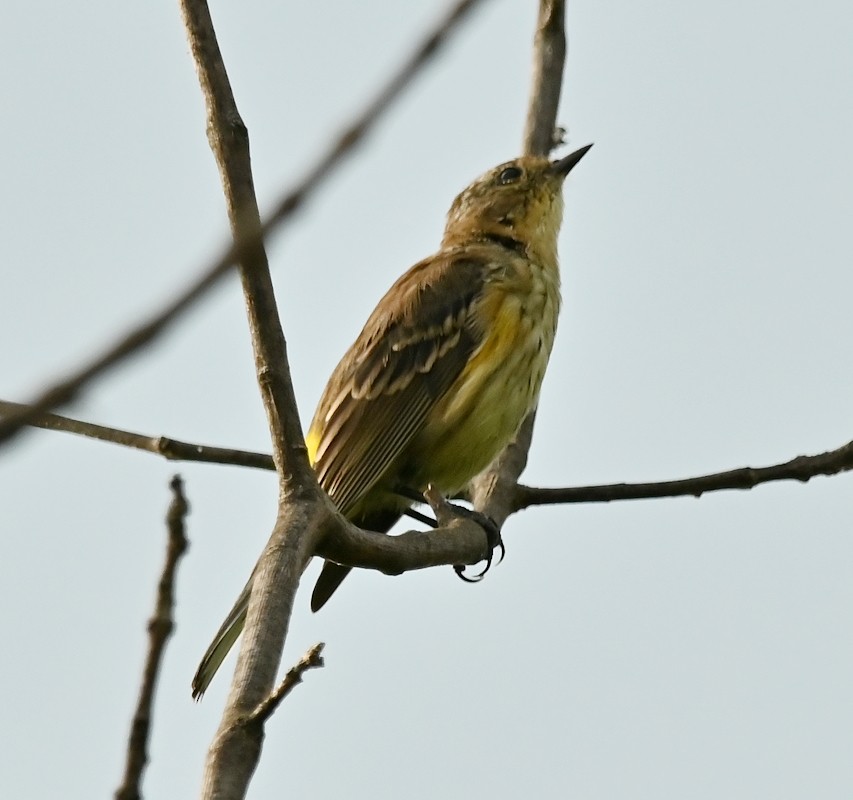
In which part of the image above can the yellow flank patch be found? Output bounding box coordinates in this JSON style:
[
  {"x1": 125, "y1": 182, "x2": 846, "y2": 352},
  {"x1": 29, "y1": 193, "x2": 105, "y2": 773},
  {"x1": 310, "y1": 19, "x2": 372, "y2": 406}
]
[
  {"x1": 406, "y1": 275, "x2": 557, "y2": 494},
  {"x1": 304, "y1": 426, "x2": 321, "y2": 466},
  {"x1": 463, "y1": 294, "x2": 524, "y2": 386}
]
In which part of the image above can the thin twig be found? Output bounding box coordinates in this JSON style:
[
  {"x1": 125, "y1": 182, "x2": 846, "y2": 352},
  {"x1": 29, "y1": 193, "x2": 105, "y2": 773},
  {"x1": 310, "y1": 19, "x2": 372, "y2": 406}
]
[
  {"x1": 0, "y1": 0, "x2": 489, "y2": 452},
  {"x1": 470, "y1": 0, "x2": 566, "y2": 525},
  {"x1": 514, "y1": 439, "x2": 853, "y2": 509},
  {"x1": 115, "y1": 476, "x2": 190, "y2": 800},
  {"x1": 0, "y1": 400, "x2": 275, "y2": 470},
  {"x1": 522, "y1": 0, "x2": 566, "y2": 156},
  {"x1": 6, "y1": 400, "x2": 846, "y2": 516},
  {"x1": 247, "y1": 643, "x2": 326, "y2": 726},
  {"x1": 0, "y1": 262, "x2": 231, "y2": 449}
]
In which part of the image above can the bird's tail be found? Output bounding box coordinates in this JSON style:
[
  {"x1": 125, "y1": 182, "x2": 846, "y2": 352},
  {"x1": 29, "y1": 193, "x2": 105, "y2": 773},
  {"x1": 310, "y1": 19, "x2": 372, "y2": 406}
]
[
  {"x1": 193, "y1": 506, "x2": 405, "y2": 696},
  {"x1": 309, "y1": 502, "x2": 407, "y2": 612},
  {"x1": 191, "y1": 577, "x2": 252, "y2": 699},
  {"x1": 192, "y1": 562, "x2": 345, "y2": 696},
  {"x1": 310, "y1": 562, "x2": 352, "y2": 612}
]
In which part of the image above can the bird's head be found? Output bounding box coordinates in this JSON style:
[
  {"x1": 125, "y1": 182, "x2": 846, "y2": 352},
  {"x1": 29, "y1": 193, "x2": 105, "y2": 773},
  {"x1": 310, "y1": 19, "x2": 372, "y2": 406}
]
[{"x1": 442, "y1": 144, "x2": 592, "y2": 261}]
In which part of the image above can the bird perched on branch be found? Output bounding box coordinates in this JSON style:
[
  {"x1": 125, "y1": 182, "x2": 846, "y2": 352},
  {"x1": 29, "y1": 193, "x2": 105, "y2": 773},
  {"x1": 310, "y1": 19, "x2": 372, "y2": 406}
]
[{"x1": 192, "y1": 144, "x2": 592, "y2": 698}]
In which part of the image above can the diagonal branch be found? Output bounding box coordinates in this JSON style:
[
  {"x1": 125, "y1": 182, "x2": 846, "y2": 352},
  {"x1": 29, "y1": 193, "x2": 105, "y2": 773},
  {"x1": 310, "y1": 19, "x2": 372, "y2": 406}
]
[
  {"x1": 246, "y1": 643, "x2": 325, "y2": 726},
  {"x1": 0, "y1": 261, "x2": 231, "y2": 449},
  {"x1": 182, "y1": 3, "x2": 316, "y2": 798},
  {"x1": 182, "y1": 0, "x2": 305, "y2": 484},
  {"x1": 0, "y1": 0, "x2": 489, "y2": 452},
  {"x1": 185, "y1": 2, "x2": 492, "y2": 799}
]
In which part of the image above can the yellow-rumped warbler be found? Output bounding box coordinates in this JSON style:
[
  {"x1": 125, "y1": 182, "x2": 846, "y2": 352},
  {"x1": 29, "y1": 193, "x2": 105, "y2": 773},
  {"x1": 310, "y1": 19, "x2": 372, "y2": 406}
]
[{"x1": 192, "y1": 144, "x2": 592, "y2": 697}]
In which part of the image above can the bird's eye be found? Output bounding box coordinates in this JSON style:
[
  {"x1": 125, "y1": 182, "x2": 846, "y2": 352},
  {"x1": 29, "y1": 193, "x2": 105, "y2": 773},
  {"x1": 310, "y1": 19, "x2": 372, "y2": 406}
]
[{"x1": 498, "y1": 166, "x2": 522, "y2": 185}]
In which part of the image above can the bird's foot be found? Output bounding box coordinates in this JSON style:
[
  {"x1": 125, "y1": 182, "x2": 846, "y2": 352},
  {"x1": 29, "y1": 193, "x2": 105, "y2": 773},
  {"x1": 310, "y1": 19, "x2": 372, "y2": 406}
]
[
  {"x1": 452, "y1": 508, "x2": 504, "y2": 583},
  {"x1": 422, "y1": 485, "x2": 504, "y2": 583}
]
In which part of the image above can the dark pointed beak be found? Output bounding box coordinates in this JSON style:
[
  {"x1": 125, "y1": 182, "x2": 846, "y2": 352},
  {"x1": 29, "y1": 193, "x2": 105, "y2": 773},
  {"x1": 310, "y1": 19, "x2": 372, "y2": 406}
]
[{"x1": 550, "y1": 143, "x2": 593, "y2": 177}]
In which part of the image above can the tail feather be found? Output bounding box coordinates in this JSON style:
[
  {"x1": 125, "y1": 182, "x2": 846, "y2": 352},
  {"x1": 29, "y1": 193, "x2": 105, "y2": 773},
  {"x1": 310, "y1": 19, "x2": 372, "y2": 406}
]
[
  {"x1": 191, "y1": 579, "x2": 252, "y2": 699},
  {"x1": 309, "y1": 505, "x2": 406, "y2": 612},
  {"x1": 310, "y1": 563, "x2": 352, "y2": 612},
  {"x1": 193, "y1": 508, "x2": 405, "y2": 697}
]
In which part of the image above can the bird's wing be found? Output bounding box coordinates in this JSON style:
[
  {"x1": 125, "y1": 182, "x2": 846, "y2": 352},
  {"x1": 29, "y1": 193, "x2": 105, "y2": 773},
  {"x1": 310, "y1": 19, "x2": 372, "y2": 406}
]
[{"x1": 306, "y1": 249, "x2": 492, "y2": 516}]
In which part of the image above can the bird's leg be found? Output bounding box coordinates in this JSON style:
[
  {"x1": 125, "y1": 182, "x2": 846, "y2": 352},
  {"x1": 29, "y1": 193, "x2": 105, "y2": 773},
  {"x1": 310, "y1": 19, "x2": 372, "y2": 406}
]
[
  {"x1": 404, "y1": 506, "x2": 439, "y2": 527},
  {"x1": 420, "y1": 485, "x2": 505, "y2": 583},
  {"x1": 394, "y1": 484, "x2": 440, "y2": 527}
]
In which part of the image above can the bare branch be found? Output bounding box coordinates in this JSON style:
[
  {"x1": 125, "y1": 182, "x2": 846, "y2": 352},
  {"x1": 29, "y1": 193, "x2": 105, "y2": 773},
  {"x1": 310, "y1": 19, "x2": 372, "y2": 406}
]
[
  {"x1": 471, "y1": 0, "x2": 566, "y2": 525},
  {"x1": 316, "y1": 492, "x2": 495, "y2": 574},
  {"x1": 522, "y1": 0, "x2": 566, "y2": 157},
  {"x1": 514, "y1": 439, "x2": 853, "y2": 509},
  {"x1": 181, "y1": 0, "x2": 305, "y2": 484},
  {"x1": 186, "y1": 1, "x2": 491, "y2": 797},
  {"x1": 0, "y1": 0, "x2": 489, "y2": 452},
  {"x1": 115, "y1": 477, "x2": 189, "y2": 800},
  {"x1": 0, "y1": 400, "x2": 274, "y2": 470},
  {"x1": 7, "y1": 399, "x2": 846, "y2": 518},
  {"x1": 247, "y1": 643, "x2": 325, "y2": 726},
  {"x1": 182, "y1": 0, "x2": 310, "y2": 794},
  {"x1": 260, "y1": 0, "x2": 489, "y2": 234},
  {"x1": 0, "y1": 261, "x2": 231, "y2": 449}
]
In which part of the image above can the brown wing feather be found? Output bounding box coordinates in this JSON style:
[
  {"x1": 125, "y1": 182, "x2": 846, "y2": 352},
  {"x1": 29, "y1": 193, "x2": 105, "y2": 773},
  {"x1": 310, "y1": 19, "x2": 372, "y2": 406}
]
[{"x1": 307, "y1": 249, "x2": 492, "y2": 517}]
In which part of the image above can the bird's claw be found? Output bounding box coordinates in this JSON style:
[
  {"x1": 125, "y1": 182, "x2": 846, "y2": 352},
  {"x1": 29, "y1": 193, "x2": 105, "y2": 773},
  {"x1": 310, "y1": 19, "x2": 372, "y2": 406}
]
[
  {"x1": 420, "y1": 486, "x2": 505, "y2": 583},
  {"x1": 450, "y1": 507, "x2": 504, "y2": 583}
]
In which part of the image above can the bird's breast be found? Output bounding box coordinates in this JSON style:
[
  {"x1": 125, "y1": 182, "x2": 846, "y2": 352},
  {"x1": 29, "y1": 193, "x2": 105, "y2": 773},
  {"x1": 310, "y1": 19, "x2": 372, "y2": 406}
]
[{"x1": 403, "y1": 257, "x2": 561, "y2": 494}]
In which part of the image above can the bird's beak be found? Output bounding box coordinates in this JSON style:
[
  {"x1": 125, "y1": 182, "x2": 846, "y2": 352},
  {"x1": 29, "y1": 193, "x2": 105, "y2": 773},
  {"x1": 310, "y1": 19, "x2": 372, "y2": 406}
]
[{"x1": 550, "y1": 143, "x2": 593, "y2": 177}]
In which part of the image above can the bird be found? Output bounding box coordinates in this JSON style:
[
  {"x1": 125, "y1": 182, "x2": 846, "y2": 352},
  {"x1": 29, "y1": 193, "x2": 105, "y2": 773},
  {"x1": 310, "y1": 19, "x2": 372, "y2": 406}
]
[{"x1": 192, "y1": 144, "x2": 592, "y2": 698}]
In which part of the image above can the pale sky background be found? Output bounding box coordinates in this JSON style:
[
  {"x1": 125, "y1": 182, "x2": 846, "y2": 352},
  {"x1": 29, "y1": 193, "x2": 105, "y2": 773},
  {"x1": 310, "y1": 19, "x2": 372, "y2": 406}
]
[{"x1": 1, "y1": 1, "x2": 852, "y2": 798}]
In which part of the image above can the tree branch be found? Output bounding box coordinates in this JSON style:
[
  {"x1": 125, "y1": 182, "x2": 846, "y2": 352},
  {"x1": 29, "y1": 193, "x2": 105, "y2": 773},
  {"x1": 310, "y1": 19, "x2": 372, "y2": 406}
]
[
  {"x1": 0, "y1": 259, "x2": 233, "y2": 449},
  {"x1": 246, "y1": 643, "x2": 326, "y2": 726},
  {"x1": 0, "y1": 0, "x2": 488, "y2": 452},
  {"x1": 522, "y1": 0, "x2": 566, "y2": 156},
  {"x1": 0, "y1": 400, "x2": 275, "y2": 470},
  {"x1": 182, "y1": 0, "x2": 306, "y2": 483},
  {"x1": 314, "y1": 486, "x2": 495, "y2": 573},
  {"x1": 184, "y1": 1, "x2": 491, "y2": 798},
  {"x1": 470, "y1": 0, "x2": 566, "y2": 526},
  {"x1": 115, "y1": 477, "x2": 189, "y2": 800},
  {"x1": 514, "y1": 439, "x2": 853, "y2": 509},
  {"x1": 6, "y1": 400, "x2": 847, "y2": 517},
  {"x1": 181, "y1": 2, "x2": 315, "y2": 797}
]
